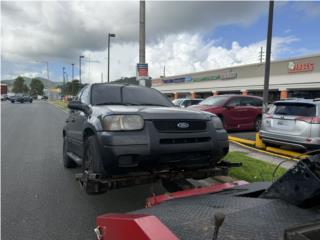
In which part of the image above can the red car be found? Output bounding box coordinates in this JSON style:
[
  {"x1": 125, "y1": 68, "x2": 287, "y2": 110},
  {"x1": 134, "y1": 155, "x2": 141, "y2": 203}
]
[{"x1": 188, "y1": 95, "x2": 263, "y2": 131}]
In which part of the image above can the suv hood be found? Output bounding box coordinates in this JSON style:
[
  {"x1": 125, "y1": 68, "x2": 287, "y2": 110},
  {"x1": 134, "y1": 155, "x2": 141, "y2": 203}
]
[{"x1": 93, "y1": 105, "x2": 213, "y2": 120}]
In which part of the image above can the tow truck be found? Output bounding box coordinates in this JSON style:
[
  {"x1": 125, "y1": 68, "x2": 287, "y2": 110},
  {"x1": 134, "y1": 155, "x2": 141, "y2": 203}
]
[{"x1": 89, "y1": 152, "x2": 320, "y2": 240}]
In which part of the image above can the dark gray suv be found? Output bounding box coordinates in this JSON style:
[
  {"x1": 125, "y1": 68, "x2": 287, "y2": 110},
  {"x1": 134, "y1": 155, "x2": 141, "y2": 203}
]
[{"x1": 63, "y1": 84, "x2": 229, "y2": 179}]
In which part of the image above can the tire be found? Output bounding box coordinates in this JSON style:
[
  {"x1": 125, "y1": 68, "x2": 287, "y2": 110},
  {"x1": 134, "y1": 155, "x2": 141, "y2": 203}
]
[
  {"x1": 63, "y1": 136, "x2": 76, "y2": 168},
  {"x1": 30, "y1": 100, "x2": 33, "y2": 103},
  {"x1": 83, "y1": 135, "x2": 108, "y2": 176},
  {"x1": 11, "y1": 101, "x2": 14, "y2": 103},
  {"x1": 82, "y1": 135, "x2": 108, "y2": 194},
  {"x1": 254, "y1": 116, "x2": 262, "y2": 132}
]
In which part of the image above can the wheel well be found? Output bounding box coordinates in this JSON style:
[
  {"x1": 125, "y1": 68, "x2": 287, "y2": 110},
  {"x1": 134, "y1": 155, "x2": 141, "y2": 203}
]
[
  {"x1": 83, "y1": 128, "x2": 95, "y2": 141},
  {"x1": 256, "y1": 114, "x2": 262, "y2": 119}
]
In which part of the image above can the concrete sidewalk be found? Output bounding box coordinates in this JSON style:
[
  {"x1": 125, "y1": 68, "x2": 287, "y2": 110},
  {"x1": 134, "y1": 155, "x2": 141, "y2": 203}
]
[{"x1": 229, "y1": 142, "x2": 297, "y2": 169}]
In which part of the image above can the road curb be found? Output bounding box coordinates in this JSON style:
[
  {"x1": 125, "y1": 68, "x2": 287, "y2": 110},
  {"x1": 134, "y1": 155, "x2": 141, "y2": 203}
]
[{"x1": 47, "y1": 101, "x2": 68, "y2": 114}]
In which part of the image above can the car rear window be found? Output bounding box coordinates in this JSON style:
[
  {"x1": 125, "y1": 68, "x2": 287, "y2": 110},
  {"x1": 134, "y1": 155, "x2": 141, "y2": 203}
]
[{"x1": 271, "y1": 102, "x2": 316, "y2": 117}]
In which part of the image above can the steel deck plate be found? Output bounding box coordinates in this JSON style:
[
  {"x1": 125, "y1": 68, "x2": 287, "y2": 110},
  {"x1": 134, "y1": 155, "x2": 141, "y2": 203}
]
[{"x1": 132, "y1": 183, "x2": 320, "y2": 240}]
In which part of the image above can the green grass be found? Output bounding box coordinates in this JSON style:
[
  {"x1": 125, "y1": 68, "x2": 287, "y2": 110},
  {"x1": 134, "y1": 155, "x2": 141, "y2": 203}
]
[
  {"x1": 226, "y1": 151, "x2": 288, "y2": 182},
  {"x1": 50, "y1": 100, "x2": 68, "y2": 110}
]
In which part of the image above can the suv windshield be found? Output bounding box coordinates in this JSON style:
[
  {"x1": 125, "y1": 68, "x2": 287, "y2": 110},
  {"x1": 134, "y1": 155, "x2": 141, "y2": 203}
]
[
  {"x1": 92, "y1": 84, "x2": 174, "y2": 107},
  {"x1": 199, "y1": 96, "x2": 229, "y2": 106},
  {"x1": 270, "y1": 102, "x2": 316, "y2": 117}
]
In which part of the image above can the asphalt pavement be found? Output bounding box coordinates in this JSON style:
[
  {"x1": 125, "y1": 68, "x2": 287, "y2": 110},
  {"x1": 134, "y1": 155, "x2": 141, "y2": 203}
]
[
  {"x1": 1, "y1": 101, "x2": 163, "y2": 240},
  {"x1": 228, "y1": 130, "x2": 257, "y2": 141}
]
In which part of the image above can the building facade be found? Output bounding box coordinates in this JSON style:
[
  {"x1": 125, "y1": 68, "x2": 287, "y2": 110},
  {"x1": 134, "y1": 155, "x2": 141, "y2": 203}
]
[{"x1": 152, "y1": 54, "x2": 320, "y2": 102}]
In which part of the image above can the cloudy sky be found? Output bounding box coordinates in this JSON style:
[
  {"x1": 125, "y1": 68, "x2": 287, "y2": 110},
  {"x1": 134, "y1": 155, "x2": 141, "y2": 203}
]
[{"x1": 2, "y1": 0, "x2": 320, "y2": 83}]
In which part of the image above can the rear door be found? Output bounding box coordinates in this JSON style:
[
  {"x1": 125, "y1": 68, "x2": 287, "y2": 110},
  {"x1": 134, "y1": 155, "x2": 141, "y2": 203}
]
[
  {"x1": 266, "y1": 102, "x2": 316, "y2": 137},
  {"x1": 224, "y1": 97, "x2": 245, "y2": 129},
  {"x1": 240, "y1": 97, "x2": 262, "y2": 129}
]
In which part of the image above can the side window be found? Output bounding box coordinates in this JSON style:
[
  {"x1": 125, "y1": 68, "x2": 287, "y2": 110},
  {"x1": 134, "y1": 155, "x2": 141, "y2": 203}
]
[
  {"x1": 183, "y1": 100, "x2": 191, "y2": 107},
  {"x1": 80, "y1": 86, "x2": 90, "y2": 104},
  {"x1": 74, "y1": 89, "x2": 83, "y2": 101},
  {"x1": 241, "y1": 97, "x2": 262, "y2": 107},
  {"x1": 227, "y1": 98, "x2": 241, "y2": 107}
]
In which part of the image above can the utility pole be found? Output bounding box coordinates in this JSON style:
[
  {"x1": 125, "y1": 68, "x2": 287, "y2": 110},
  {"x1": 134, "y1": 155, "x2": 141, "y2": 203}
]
[
  {"x1": 137, "y1": 0, "x2": 150, "y2": 87},
  {"x1": 79, "y1": 55, "x2": 84, "y2": 83},
  {"x1": 258, "y1": 47, "x2": 265, "y2": 63},
  {"x1": 101, "y1": 72, "x2": 103, "y2": 83},
  {"x1": 107, "y1": 33, "x2": 116, "y2": 83},
  {"x1": 71, "y1": 63, "x2": 74, "y2": 80},
  {"x1": 163, "y1": 66, "x2": 166, "y2": 78},
  {"x1": 263, "y1": 0, "x2": 274, "y2": 113},
  {"x1": 139, "y1": 0, "x2": 145, "y2": 64}
]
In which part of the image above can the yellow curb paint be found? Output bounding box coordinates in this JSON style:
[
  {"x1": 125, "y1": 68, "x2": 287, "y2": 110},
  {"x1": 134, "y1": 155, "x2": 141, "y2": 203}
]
[
  {"x1": 228, "y1": 136, "x2": 255, "y2": 146},
  {"x1": 229, "y1": 140, "x2": 295, "y2": 161},
  {"x1": 265, "y1": 147, "x2": 308, "y2": 159}
]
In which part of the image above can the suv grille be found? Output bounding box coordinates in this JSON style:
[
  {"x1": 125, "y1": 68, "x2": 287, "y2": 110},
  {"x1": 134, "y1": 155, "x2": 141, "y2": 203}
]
[{"x1": 153, "y1": 120, "x2": 207, "y2": 132}]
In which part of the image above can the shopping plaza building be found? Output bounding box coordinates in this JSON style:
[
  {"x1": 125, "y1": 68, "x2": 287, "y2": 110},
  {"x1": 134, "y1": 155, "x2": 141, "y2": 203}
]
[{"x1": 152, "y1": 54, "x2": 320, "y2": 102}]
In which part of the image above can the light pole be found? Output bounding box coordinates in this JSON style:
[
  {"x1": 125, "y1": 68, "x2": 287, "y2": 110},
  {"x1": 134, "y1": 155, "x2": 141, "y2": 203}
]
[
  {"x1": 71, "y1": 63, "x2": 74, "y2": 80},
  {"x1": 62, "y1": 67, "x2": 66, "y2": 96},
  {"x1": 107, "y1": 33, "x2": 116, "y2": 83},
  {"x1": 79, "y1": 55, "x2": 84, "y2": 83}
]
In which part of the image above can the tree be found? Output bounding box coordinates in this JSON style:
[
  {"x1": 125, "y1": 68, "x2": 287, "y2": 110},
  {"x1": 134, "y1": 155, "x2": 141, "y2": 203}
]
[
  {"x1": 22, "y1": 84, "x2": 30, "y2": 94},
  {"x1": 30, "y1": 78, "x2": 44, "y2": 97},
  {"x1": 60, "y1": 80, "x2": 84, "y2": 96},
  {"x1": 12, "y1": 76, "x2": 25, "y2": 93}
]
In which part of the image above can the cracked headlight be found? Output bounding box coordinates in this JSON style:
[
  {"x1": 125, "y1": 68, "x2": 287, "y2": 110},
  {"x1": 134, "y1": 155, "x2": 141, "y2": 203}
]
[{"x1": 102, "y1": 115, "x2": 144, "y2": 131}]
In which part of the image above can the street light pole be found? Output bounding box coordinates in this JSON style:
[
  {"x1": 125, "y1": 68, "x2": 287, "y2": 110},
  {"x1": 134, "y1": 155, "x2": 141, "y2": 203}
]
[
  {"x1": 62, "y1": 67, "x2": 66, "y2": 96},
  {"x1": 263, "y1": 0, "x2": 274, "y2": 113},
  {"x1": 107, "y1": 33, "x2": 116, "y2": 83},
  {"x1": 71, "y1": 63, "x2": 74, "y2": 80},
  {"x1": 79, "y1": 55, "x2": 84, "y2": 83},
  {"x1": 46, "y1": 62, "x2": 49, "y2": 81}
]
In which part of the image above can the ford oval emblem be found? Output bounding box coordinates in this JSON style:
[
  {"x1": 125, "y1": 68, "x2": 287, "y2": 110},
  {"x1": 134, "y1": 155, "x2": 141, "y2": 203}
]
[{"x1": 177, "y1": 122, "x2": 189, "y2": 129}]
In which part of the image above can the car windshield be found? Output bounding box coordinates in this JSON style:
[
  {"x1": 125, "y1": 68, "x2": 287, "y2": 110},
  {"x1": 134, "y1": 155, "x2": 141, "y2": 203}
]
[
  {"x1": 271, "y1": 102, "x2": 317, "y2": 117},
  {"x1": 92, "y1": 84, "x2": 174, "y2": 107},
  {"x1": 199, "y1": 96, "x2": 229, "y2": 106}
]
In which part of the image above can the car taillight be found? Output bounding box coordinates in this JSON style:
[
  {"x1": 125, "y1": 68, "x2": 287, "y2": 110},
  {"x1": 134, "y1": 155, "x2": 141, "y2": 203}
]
[{"x1": 295, "y1": 117, "x2": 320, "y2": 124}]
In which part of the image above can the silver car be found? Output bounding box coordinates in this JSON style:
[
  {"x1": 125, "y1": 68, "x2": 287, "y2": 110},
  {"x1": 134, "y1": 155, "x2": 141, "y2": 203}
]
[{"x1": 260, "y1": 98, "x2": 320, "y2": 150}]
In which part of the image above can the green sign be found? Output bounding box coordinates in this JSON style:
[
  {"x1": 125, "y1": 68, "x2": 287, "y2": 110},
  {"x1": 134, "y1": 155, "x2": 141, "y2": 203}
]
[{"x1": 193, "y1": 75, "x2": 220, "y2": 82}]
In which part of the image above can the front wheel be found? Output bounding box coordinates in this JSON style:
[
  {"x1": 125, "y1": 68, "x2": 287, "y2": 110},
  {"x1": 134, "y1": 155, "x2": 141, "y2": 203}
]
[
  {"x1": 255, "y1": 116, "x2": 262, "y2": 131},
  {"x1": 82, "y1": 136, "x2": 108, "y2": 194}
]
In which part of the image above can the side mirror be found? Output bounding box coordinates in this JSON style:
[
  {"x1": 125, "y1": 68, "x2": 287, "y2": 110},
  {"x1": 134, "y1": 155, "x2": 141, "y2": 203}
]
[{"x1": 68, "y1": 100, "x2": 91, "y2": 115}]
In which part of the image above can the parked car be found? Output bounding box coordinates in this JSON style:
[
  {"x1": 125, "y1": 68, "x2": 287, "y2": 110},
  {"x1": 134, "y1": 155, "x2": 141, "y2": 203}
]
[
  {"x1": 1, "y1": 94, "x2": 7, "y2": 101},
  {"x1": 260, "y1": 98, "x2": 320, "y2": 150},
  {"x1": 188, "y1": 95, "x2": 263, "y2": 131},
  {"x1": 63, "y1": 84, "x2": 229, "y2": 188},
  {"x1": 10, "y1": 94, "x2": 33, "y2": 103},
  {"x1": 172, "y1": 98, "x2": 204, "y2": 108}
]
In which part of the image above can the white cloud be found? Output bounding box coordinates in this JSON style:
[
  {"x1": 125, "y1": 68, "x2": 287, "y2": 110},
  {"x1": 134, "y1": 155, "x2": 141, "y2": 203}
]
[{"x1": 81, "y1": 33, "x2": 299, "y2": 83}]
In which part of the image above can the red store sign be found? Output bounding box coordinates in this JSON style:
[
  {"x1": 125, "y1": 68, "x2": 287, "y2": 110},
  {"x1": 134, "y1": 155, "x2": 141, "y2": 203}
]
[{"x1": 288, "y1": 62, "x2": 314, "y2": 73}]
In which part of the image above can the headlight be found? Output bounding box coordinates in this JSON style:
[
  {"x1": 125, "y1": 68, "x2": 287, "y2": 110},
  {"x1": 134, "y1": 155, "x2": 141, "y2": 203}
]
[
  {"x1": 211, "y1": 116, "x2": 223, "y2": 129},
  {"x1": 102, "y1": 115, "x2": 144, "y2": 131}
]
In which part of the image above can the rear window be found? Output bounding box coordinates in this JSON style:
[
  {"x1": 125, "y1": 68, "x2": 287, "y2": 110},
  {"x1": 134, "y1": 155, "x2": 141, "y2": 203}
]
[{"x1": 270, "y1": 103, "x2": 316, "y2": 117}]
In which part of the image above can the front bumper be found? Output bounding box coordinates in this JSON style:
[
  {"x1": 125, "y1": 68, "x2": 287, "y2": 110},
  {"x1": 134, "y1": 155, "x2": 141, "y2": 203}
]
[
  {"x1": 96, "y1": 120, "x2": 229, "y2": 171},
  {"x1": 260, "y1": 130, "x2": 320, "y2": 150}
]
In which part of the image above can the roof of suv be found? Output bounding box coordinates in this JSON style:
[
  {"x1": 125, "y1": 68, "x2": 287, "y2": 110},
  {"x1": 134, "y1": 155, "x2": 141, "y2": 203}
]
[{"x1": 275, "y1": 98, "x2": 320, "y2": 105}]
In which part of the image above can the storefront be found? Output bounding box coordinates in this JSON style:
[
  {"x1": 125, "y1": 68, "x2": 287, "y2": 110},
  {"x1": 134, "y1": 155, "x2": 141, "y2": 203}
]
[{"x1": 153, "y1": 54, "x2": 320, "y2": 102}]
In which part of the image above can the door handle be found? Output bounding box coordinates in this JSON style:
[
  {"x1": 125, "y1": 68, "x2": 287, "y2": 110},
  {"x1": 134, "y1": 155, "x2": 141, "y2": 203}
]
[
  {"x1": 71, "y1": 118, "x2": 76, "y2": 123},
  {"x1": 65, "y1": 120, "x2": 69, "y2": 123}
]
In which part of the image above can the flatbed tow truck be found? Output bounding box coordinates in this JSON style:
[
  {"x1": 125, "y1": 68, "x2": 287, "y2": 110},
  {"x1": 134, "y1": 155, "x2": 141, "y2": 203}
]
[{"x1": 78, "y1": 152, "x2": 320, "y2": 240}]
